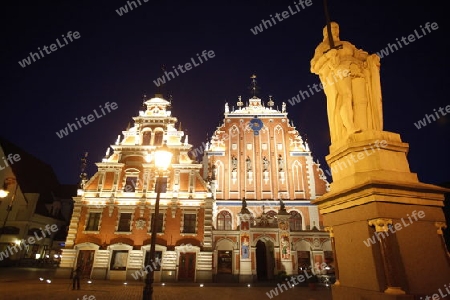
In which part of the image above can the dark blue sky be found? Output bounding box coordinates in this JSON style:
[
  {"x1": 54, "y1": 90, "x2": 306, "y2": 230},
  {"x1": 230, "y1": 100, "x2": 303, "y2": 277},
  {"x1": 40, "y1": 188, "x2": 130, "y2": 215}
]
[{"x1": 1, "y1": 0, "x2": 448, "y2": 185}]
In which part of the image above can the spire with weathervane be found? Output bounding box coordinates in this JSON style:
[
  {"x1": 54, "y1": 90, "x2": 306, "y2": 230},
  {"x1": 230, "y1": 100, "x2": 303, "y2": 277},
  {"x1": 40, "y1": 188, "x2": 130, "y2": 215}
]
[
  {"x1": 203, "y1": 75, "x2": 328, "y2": 201},
  {"x1": 249, "y1": 74, "x2": 260, "y2": 99}
]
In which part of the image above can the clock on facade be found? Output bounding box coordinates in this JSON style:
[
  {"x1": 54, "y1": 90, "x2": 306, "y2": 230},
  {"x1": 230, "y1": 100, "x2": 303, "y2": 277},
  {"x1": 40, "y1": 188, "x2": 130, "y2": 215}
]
[{"x1": 250, "y1": 117, "x2": 263, "y2": 135}]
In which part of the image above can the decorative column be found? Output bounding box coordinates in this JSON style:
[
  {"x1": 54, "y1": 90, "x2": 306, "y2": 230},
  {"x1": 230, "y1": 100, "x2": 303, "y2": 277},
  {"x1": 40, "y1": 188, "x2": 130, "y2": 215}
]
[
  {"x1": 324, "y1": 226, "x2": 340, "y2": 286},
  {"x1": 277, "y1": 201, "x2": 292, "y2": 274},
  {"x1": 238, "y1": 199, "x2": 252, "y2": 282},
  {"x1": 368, "y1": 218, "x2": 405, "y2": 295},
  {"x1": 435, "y1": 222, "x2": 450, "y2": 265}
]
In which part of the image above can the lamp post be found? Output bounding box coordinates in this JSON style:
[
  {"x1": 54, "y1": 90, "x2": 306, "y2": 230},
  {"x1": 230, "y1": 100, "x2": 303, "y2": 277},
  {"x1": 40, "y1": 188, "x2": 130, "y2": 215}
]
[{"x1": 143, "y1": 143, "x2": 172, "y2": 300}]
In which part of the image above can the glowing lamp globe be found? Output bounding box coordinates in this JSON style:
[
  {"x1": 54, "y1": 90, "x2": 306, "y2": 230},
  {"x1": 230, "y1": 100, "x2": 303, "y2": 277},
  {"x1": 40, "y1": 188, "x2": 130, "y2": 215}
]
[
  {"x1": 154, "y1": 143, "x2": 172, "y2": 170},
  {"x1": 0, "y1": 190, "x2": 9, "y2": 198}
]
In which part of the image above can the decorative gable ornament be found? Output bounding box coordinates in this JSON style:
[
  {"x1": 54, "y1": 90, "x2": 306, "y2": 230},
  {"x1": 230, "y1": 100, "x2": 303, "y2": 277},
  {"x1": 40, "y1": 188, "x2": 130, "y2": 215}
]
[
  {"x1": 249, "y1": 117, "x2": 263, "y2": 135},
  {"x1": 135, "y1": 218, "x2": 146, "y2": 230}
]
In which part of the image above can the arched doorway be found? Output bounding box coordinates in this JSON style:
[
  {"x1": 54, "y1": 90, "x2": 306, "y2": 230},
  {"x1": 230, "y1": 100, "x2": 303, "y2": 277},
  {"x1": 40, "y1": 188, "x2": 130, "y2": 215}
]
[
  {"x1": 256, "y1": 239, "x2": 274, "y2": 281},
  {"x1": 256, "y1": 240, "x2": 267, "y2": 280},
  {"x1": 74, "y1": 242, "x2": 100, "y2": 279}
]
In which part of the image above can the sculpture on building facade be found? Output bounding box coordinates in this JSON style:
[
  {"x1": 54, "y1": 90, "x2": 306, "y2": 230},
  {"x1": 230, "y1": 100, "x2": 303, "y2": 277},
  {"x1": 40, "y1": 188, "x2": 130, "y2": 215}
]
[
  {"x1": 311, "y1": 22, "x2": 383, "y2": 143},
  {"x1": 277, "y1": 154, "x2": 284, "y2": 171},
  {"x1": 262, "y1": 156, "x2": 269, "y2": 171},
  {"x1": 246, "y1": 156, "x2": 252, "y2": 171},
  {"x1": 231, "y1": 155, "x2": 238, "y2": 171}
]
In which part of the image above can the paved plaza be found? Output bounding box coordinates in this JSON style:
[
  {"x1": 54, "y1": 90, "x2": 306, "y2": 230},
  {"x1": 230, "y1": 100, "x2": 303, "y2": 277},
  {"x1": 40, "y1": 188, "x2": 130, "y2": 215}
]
[{"x1": 0, "y1": 268, "x2": 332, "y2": 300}]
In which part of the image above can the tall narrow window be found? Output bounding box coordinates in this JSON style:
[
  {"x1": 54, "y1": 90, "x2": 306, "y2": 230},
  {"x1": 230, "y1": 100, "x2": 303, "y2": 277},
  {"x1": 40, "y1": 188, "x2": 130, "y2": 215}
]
[
  {"x1": 118, "y1": 213, "x2": 132, "y2": 232},
  {"x1": 85, "y1": 213, "x2": 101, "y2": 231},
  {"x1": 217, "y1": 211, "x2": 232, "y2": 230},
  {"x1": 142, "y1": 131, "x2": 152, "y2": 145},
  {"x1": 183, "y1": 214, "x2": 196, "y2": 233},
  {"x1": 150, "y1": 213, "x2": 164, "y2": 233},
  {"x1": 289, "y1": 211, "x2": 302, "y2": 231},
  {"x1": 154, "y1": 131, "x2": 163, "y2": 146}
]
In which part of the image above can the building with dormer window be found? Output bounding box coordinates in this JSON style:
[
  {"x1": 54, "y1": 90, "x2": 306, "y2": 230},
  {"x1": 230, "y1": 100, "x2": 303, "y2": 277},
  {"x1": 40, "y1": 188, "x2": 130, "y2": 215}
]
[{"x1": 57, "y1": 95, "x2": 214, "y2": 282}]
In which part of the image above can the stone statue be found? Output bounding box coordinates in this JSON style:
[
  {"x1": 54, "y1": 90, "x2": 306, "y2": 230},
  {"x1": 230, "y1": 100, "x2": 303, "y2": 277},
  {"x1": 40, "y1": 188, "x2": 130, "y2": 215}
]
[
  {"x1": 279, "y1": 200, "x2": 286, "y2": 213},
  {"x1": 241, "y1": 198, "x2": 250, "y2": 214},
  {"x1": 231, "y1": 155, "x2": 238, "y2": 171},
  {"x1": 277, "y1": 154, "x2": 284, "y2": 171},
  {"x1": 246, "y1": 156, "x2": 252, "y2": 171},
  {"x1": 311, "y1": 22, "x2": 383, "y2": 143},
  {"x1": 262, "y1": 156, "x2": 269, "y2": 171}
]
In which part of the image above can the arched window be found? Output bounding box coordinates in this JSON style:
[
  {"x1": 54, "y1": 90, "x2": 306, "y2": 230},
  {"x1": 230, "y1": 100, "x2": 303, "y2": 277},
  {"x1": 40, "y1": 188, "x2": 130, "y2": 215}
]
[
  {"x1": 142, "y1": 130, "x2": 151, "y2": 145},
  {"x1": 154, "y1": 131, "x2": 163, "y2": 146},
  {"x1": 123, "y1": 168, "x2": 140, "y2": 192},
  {"x1": 217, "y1": 211, "x2": 232, "y2": 230},
  {"x1": 289, "y1": 211, "x2": 302, "y2": 231}
]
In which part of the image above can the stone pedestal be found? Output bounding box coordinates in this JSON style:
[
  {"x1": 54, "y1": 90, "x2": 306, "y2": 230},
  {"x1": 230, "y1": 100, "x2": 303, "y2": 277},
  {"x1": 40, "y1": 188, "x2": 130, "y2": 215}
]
[{"x1": 313, "y1": 131, "x2": 450, "y2": 300}]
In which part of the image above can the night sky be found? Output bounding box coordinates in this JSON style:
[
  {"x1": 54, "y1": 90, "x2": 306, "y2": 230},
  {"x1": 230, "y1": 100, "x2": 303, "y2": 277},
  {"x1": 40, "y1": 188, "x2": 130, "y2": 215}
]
[{"x1": 1, "y1": 0, "x2": 448, "y2": 186}]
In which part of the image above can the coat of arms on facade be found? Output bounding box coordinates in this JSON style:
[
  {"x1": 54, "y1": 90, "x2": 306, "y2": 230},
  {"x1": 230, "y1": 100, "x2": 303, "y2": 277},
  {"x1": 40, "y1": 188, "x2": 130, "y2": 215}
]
[
  {"x1": 278, "y1": 220, "x2": 288, "y2": 231},
  {"x1": 135, "y1": 218, "x2": 146, "y2": 230}
]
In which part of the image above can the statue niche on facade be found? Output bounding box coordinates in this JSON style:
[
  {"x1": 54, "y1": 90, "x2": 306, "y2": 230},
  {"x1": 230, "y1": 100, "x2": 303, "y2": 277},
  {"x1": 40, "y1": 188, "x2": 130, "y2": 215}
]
[{"x1": 311, "y1": 22, "x2": 383, "y2": 143}]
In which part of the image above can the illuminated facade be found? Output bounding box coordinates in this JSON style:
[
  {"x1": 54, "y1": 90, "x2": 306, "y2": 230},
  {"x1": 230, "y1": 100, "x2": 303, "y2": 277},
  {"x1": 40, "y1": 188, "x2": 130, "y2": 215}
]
[
  {"x1": 204, "y1": 94, "x2": 333, "y2": 282},
  {"x1": 58, "y1": 95, "x2": 213, "y2": 282},
  {"x1": 58, "y1": 89, "x2": 334, "y2": 283}
]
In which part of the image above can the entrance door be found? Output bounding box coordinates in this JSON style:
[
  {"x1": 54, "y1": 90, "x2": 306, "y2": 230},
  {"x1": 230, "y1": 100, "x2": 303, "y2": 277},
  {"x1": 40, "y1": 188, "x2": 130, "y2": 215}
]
[
  {"x1": 178, "y1": 252, "x2": 196, "y2": 281},
  {"x1": 217, "y1": 250, "x2": 232, "y2": 274},
  {"x1": 256, "y1": 240, "x2": 267, "y2": 280},
  {"x1": 77, "y1": 250, "x2": 95, "y2": 278},
  {"x1": 297, "y1": 251, "x2": 311, "y2": 272}
]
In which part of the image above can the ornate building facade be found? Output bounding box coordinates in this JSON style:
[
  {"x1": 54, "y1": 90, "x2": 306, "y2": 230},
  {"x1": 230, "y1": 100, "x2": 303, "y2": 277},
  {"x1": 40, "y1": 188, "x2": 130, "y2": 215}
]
[
  {"x1": 58, "y1": 88, "x2": 334, "y2": 283},
  {"x1": 203, "y1": 94, "x2": 333, "y2": 282},
  {"x1": 58, "y1": 95, "x2": 214, "y2": 282}
]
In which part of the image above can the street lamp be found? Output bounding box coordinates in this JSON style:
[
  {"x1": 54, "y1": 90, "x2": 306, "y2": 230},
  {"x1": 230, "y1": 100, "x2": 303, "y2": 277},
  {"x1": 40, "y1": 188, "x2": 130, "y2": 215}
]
[
  {"x1": 143, "y1": 143, "x2": 172, "y2": 300},
  {"x1": 0, "y1": 189, "x2": 8, "y2": 198},
  {"x1": 0, "y1": 177, "x2": 14, "y2": 199}
]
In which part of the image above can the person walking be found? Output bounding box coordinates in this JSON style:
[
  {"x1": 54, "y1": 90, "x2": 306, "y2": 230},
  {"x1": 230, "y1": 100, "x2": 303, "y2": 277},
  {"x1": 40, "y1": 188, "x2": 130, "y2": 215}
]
[{"x1": 72, "y1": 265, "x2": 81, "y2": 290}]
